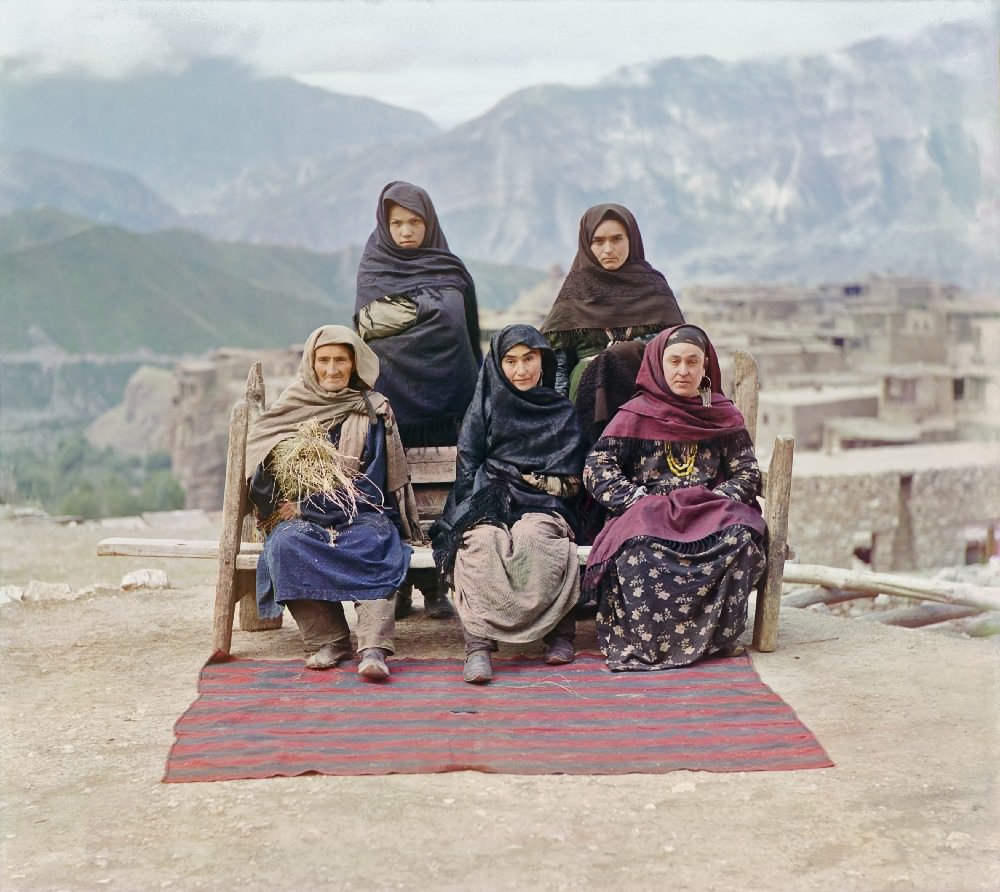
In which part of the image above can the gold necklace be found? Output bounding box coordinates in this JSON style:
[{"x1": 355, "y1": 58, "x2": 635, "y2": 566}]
[{"x1": 664, "y1": 441, "x2": 697, "y2": 477}]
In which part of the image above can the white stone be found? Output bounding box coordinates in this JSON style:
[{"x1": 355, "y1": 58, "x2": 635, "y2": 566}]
[
  {"x1": 22, "y1": 580, "x2": 76, "y2": 602},
  {"x1": 121, "y1": 569, "x2": 170, "y2": 591},
  {"x1": 0, "y1": 585, "x2": 25, "y2": 605}
]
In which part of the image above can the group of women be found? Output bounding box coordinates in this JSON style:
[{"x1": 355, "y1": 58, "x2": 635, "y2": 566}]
[{"x1": 247, "y1": 181, "x2": 768, "y2": 683}]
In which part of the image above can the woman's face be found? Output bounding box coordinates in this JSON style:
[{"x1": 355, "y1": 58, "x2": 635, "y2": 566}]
[
  {"x1": 501, "y1": 343, "x2": 543, "y2": 391},
  {"x1": 662, "y1": 341, "x2": 706, "y2": 398},
  {"x1": 590, "y1": 218, "x2": 630, "y2": 270},
  {"x1": 313, "y1": 344, "x2": 355, "y2": 392},
  {"x1": 387, "y1": 202, "x2": 427, "y2": 249}
]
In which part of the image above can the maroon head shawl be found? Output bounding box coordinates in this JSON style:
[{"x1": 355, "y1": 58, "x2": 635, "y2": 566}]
[{"x1": 601, "y1": 325, "x2": 746, "y2": 443}]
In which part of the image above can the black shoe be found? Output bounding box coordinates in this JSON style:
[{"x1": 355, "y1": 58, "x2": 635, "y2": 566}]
[
  {"x1": 423, "y1": 588, "x2": 454, "y2": 619},
  {"x1": 463, "y1": 650, "x2": 493, "y2": 684},
  {"x1": 394, "y1": 584, "x2": 414, "y2": 619},
  {"x1": 543, "y1": 637, "x2": 575, "y2": 665}
]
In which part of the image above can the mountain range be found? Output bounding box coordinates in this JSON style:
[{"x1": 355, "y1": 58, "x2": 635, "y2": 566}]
[
  {"x1": 0, "y1": 208, "x2": 546, "y2": 356},
  {"x1": 2, "y1": 24, "x2": 997, "y2": 292}
]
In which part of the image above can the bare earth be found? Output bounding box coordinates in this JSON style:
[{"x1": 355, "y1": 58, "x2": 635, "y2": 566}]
[{"x1": 1, "y1": 515, "x2": 998, "y2": 892}]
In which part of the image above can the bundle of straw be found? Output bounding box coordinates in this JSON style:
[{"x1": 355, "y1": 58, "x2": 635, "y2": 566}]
[{"x1": 270, "y1": 419, "x2": 364, "y2": 520}]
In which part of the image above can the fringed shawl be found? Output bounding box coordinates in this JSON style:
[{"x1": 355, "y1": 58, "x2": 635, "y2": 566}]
[
  {"x1": 245, "y1": 325, "x2": 423, "y2": 542},
  {"x1": 541, "y1": 203, "x2": 683, "y2": 348}
]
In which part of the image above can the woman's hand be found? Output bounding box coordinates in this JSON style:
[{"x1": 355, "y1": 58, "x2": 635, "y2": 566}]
[{"x1": 277, "y1": 500, "x2": 301, "y2": 521}]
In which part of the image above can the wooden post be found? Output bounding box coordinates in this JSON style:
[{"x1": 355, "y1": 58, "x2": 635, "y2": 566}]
[
  {"x1": 732, "y1": 350, "x2": 759, "y2": 447},
  {"x1": 209, "y1": 399, "x2": 250, "y2": 662},
  {"x1": 237, "y1": 363, "x2": 282, "y2": 632},
  {"x1": 753, "y1": 434, "x2": 794, "y2": 652}
]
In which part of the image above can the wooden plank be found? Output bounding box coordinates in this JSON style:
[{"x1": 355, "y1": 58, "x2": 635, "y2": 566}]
[
  {"x1": 782, "y1": 563, "x2": 1000, "y2": 612},
  {"x1": 732, "y1": 350, "x2": 759, "y2": 447},
  {"x1": 236, "y1": 363, "x2": 281, "y2": 633},
  {"x1": 210, "y1": 398, "x2": 250, "y2": 662},
  {"x1": 752, "y1": 434, "x2": 794, "y2": 652},
  {"x1": 97, "y1": 538, "x2": 260, "y2": 559}
]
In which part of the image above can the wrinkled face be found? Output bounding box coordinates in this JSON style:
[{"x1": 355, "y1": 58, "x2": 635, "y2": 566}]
[
  {"x1": 387, "y1": 202, "x2": 427, "y2": 249},
  {"x1": 501, "y1": 343, "x2": 543, "y2": 391},
  {"x1": 590, "y1": 218, "x2": 630, "y2": 270},
  {"x1": 662, "y1": 342, "x2": 706, "y2": 398},
  {"x1": 313, "y1": 344, "x2": 355, "y2": 392}
]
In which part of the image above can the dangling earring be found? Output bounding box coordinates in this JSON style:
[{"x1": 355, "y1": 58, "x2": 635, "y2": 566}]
[{"x1": 698, "y1": 375, "x2": 712, "y2": 407}]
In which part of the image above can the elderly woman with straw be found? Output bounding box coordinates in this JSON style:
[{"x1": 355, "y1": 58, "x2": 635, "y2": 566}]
[{"x1": 244, "y1": 325, "x2": 422, "y2": 680}]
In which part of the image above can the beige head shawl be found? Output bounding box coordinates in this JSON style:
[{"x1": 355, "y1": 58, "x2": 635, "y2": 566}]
[{"x1": 245, "y1": 324, "x2": 423, "y2": 542}]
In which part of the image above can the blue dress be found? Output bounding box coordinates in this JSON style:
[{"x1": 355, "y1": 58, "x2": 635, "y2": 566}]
[{"x1": 249, "y1": 418, "x2": 412, "y2": 620}]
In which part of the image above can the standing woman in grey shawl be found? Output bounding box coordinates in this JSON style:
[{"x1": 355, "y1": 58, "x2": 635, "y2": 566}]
[
  {"x1": 430, "y1": 325, "x2": 589, "y2": 684},
  {"x1": 355, "y1": 181, "x2": 482, "y2": 448},
  {"x1": 245, "y1": 325, "x2": 423, "y2": 680}
]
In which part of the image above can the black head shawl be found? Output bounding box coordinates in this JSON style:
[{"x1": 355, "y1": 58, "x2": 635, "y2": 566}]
[
  {"x1": 541, "y1": 203, "x2": 683, "y2": 348},
  {"x1": 431, "y1": 324, "x2": 588, "y2": 579},
  {"x1": 355, "y1": 181, "x2": 481, "y2": 357}
]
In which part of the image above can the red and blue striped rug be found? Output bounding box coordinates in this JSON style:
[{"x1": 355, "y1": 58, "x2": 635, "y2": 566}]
[{"x1": 164, "y1": 653, "x2": 832, "y2": 782}]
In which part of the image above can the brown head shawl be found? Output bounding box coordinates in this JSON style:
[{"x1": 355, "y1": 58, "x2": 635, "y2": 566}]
[
  {"x1": 245, "y1": 325, "x2": 422, "y2": 541},
  {"x1": 541, "y1": 204, "x2": 683, "y2": 348}
]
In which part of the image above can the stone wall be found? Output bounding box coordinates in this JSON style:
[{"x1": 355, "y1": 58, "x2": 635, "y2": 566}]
[{"x1": 787, "y1": 449, "x2": 1000, "y2": 571}]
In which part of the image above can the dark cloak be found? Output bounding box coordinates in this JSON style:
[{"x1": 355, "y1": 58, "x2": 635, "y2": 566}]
[
  {"x1": 431, "y1": 324, "x2": 588, "y2": 580},
  {"x1": 354, "y1": 181, "x2": 482, "y2": 446},
  {"x1": 541, "y1": 204, "x2": 683, "y2": 349}
]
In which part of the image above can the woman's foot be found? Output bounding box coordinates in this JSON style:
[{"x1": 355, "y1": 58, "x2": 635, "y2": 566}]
[
  {"x1": 358, "y1": 648, "x2": 390, "y2": 680},
  {"x1": 394, "y1": 585, "x2": 414, "y2": 619},
  {"x1": 543, "y1": 637, "x2": 575, "y2": 665},
  {"x1": 423, "y1": 588, "x2": 454, "y2": 619},
  {"x1": 717, "y1": 642, "x2": 747, "y2": 658},
  {"x1": 304, "y1": 642, "x2": 350, "y2": 670},
  {"x1": 463, "y1": 650, "x2": 493, "y2": 684}
]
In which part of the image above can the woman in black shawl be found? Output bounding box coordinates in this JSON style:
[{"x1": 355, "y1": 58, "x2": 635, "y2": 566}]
[
  {"x1": 541, "y1": 203, "x2": 684, "y2": 403},
  {"x1": 431, "y1": 325, "x2": 588, "y2": 684},
  {"x1": 355, "y1": 181, "x2": 482, "y2": 448}
]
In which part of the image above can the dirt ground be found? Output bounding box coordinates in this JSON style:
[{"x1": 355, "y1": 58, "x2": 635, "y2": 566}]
[{"x1": 1, "y1": 514, "x2": 998, "y2": 892}]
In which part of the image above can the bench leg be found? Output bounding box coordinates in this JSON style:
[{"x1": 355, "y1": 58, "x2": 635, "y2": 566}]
[{"x1": 238, "y1": 569, "x2": 282, "y2": 632}]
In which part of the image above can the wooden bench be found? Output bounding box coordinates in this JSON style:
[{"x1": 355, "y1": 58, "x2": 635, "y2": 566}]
[{"x1": 98, "y1": 351, "x2": 793, "y2": 660}]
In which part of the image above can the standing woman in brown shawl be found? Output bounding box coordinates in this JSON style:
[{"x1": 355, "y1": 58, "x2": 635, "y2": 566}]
[
  {"x1": 582, "y1": 325, "x2": 767, "y2": 671},
  {"x1": 541, "y1": 203, "x2": 684, "y2": 403},
  {"x1": 245, "y1": 325, "x2": 422, "y2": 680}
]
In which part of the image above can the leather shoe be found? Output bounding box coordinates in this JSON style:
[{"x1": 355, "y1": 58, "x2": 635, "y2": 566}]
[
  {"x1": 357, "y1": 648, "x2": 390, "y2": 680},
  {"x1": 543, "y1": 637, "x2": 575, "y2": 666},
  {"x1": 423, "y1": 588, "x2": 454, "y2": 619},
  {"x1": 463, "y1": 650, "x2": 493, "y2": 684},
  {"x1": 394, "y1": 584, "x2": 414, "y2": 619},
  {"x1": 304, "y1": 642, "x2": 349, "y2": 670}
]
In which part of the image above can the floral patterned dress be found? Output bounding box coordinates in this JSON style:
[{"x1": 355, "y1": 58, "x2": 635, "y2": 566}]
[{"x1": 582, "y1": 430, "x2": 766, "y2": 671}]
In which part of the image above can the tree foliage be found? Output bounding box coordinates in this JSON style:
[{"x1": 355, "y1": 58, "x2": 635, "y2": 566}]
[{"x1": 0, "y1": 438, "x2": 185, "y2": 519}]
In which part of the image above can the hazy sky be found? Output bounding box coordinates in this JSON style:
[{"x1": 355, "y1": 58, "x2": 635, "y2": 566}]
[{"x1": 3, "y1": 0, "x2": 997, "y2": 126}]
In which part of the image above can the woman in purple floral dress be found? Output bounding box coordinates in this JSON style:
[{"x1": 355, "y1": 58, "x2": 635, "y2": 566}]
[{"x1": 582, "y1": 325, "x2": 767, "y2": 671}]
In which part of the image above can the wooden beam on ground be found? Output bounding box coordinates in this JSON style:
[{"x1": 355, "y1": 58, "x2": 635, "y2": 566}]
[
  {"x1": 864, "y1": 603, "x2": 981, "y2": 628},
  {"x1": 782, "y1": 563, "x2": 1000, "y2": 612}
]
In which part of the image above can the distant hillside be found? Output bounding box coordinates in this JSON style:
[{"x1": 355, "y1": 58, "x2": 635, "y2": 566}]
[
  {"x1": 0, "y1": 147, "x2": 179, "y2": 231},
  {"x1": 0, "y1": 209, "x2": 547, "y2": 356},
  {"x1": 0, "y1": 58, "x2": 440, "y2": 213}
]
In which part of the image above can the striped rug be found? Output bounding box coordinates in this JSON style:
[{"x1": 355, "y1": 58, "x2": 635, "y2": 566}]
[{"x1": 163, "y1": 654, "x2": 832, "y2": 782}]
